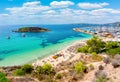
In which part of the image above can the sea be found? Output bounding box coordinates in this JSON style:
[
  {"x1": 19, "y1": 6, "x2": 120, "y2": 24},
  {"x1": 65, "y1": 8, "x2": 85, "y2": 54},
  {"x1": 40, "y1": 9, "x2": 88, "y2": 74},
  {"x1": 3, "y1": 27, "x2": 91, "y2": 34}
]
[{"x1": 0, "y1": 24, "x2": 92, "y2": 66}]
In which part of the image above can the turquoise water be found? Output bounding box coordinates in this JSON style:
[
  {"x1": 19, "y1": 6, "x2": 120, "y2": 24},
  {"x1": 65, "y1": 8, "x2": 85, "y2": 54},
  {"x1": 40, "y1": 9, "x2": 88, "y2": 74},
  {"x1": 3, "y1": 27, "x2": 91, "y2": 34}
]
[{"x1": 0, "y1": 24, "x2": 92, "y2": 66}]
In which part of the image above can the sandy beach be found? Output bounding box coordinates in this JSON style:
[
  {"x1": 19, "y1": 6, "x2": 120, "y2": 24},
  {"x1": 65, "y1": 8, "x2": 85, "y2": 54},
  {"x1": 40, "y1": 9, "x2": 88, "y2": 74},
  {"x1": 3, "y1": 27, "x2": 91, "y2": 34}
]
[
  {"x1": 32, "y1": 37, "x2": 119, "y2": 67},
  {"x1": 32, "y1": 39, "x2": 87, "y2": 67}
]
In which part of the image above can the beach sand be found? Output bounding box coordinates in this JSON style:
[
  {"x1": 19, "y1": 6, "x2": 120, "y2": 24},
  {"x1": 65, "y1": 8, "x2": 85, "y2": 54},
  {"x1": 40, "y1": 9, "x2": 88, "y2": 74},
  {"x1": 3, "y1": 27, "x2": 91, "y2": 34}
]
[
  {"x1": 32, "y1": 37, "x2": 118, "y2": 67},
  {"x1": 32, "y1": 39, "x2": 87, "y2": 67}
]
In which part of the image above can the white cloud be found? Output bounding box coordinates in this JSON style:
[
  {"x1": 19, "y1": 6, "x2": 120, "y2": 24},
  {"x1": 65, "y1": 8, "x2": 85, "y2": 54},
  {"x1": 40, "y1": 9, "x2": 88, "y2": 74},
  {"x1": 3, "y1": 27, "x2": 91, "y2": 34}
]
[
  {"x1": 0, "y1": 1, "x2": 120, "y2": 25},
  {"x1": 23, "y1": 1, "x2": 41, "y2": 7},
  {"x1": 50, "y1": 1, "x2": 74, "y2": 8},
  {"x1": 60, "y1": 8, "x2": 73, "y2": 16},
  {"x1": 78, "y1": 2, "x2": 109, "y2": 9},
  {"x1": 90, "y1": 8, "x2": 120, "y2": 16},
  {"x1": 73, "y1": 10, "x2": 89, "y2": 15},
  {"x1": 0, "y1": 14, "x2": 9, "y2": 17},
  {"x1": 42, "y1": 10, "x2": 57, "y2": 14},
  {"x1": 6, "y1": 1, "x2": 50, "y2": 15}
]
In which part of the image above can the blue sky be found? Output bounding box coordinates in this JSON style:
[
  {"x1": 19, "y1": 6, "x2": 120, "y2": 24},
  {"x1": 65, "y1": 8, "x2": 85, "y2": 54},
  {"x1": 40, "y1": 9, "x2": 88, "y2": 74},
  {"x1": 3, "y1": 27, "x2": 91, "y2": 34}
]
[{"x1": 0, "y1": 0, "x2": 120, "y2": 25}]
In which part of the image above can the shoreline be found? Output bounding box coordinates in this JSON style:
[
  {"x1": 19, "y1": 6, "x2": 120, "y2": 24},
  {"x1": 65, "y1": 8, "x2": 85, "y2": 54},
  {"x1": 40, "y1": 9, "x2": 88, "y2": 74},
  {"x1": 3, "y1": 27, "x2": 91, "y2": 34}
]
[
  {"x1": 32, "y1": 38, "x2": 90, "y2": 67},
  {"x1": 0, "y1": 37, "x2": 92, "y2": 67},
  {"x1": 32, "y1": 36, "x2": 118, "y2": 67},
  {"x1": 1, "y1": 36, "x2": 117, "y2": 68}
]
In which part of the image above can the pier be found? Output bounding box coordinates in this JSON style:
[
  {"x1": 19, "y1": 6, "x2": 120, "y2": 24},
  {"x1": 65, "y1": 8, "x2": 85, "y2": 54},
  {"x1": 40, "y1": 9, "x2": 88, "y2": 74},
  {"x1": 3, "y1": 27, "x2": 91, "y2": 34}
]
[{"x1": 72, "y1": 28, "x2": 95, "y2": 35}]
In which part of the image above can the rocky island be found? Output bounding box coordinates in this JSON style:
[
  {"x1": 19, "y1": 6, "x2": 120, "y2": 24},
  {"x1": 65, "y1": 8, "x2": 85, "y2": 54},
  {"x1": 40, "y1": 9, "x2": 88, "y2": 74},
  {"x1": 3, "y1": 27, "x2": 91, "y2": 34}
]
[{"x1": 13, "y1": 27, "x2": 50, "y2": 32}]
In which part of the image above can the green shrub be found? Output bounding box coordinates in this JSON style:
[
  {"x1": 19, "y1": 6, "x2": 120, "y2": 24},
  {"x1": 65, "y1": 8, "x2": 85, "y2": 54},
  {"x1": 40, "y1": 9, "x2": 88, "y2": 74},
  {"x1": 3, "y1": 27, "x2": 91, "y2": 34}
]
[
  {"x1": 91, "y1": 53, "x2": 103, "y2": 61},
  {"x1": 56, "y1": 73, "x2": 62, "y2": 79},
  {"x1": 35, "y1": 66, "x2": 44, "y2": 75},
  {"x1": 106, "y1": 47, "x2": 120, "y2": 57},
  {"x1": 0, "y1": 72, "x2": 10, "y2": 82},
  {"x1": 77, "y1": 37, "x2": 120, "y2": 57},
  {"x1": 91, "y1": 52, "x2": 97, "y2": 55},
  {"x1": 74, "y1": 62, "x2": 86, "y2": 74},
  {"x1": 36, "y1": 74, "x2": 45, "y2": 81},
  {"x1": 86, "y1": 36, "x2": 106, "y2": 53},
  {"x1": 77, "y1": 46, "x2": 89, "y2": 53},
  {"x1": 96, "y1": 76, "x2": 107, "y2": 82},
  {"x1": 21, "y1": 64, "x2": 33, "y2": 74},
  {"x1": 13, "y1": 69, "x2": 25, "y2": 76},
  {"x1": 42, "y1": 64, "x2": 54, "y2": 75},
  {"x1": 44, "y1": 76, "x2": 57, "y2": 82},
  {"x1": 77, "y1": 37, "x2": 106, "y2": 54},
  {"x1": 0, "y1": 72, "x2": 5, "y2": 78},
  {"x1": 105, "y1": 42, "x2": 119, "y2": 50},
  {"x1": 106, "y1": 49, "x2": 117, "y2": 57},
  {"x1": 89, "y1": 64, "x2": 94, "y2": 70},
  {"x1": 35, "y1": 64, "x2": 55, "y2": 75}
]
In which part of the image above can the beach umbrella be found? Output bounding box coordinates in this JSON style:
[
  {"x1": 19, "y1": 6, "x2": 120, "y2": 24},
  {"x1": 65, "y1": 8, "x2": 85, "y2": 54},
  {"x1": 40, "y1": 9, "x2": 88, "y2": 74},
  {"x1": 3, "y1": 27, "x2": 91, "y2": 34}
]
[{"x1": 52, "y1": 55, "x2": 57, "y2": 59}]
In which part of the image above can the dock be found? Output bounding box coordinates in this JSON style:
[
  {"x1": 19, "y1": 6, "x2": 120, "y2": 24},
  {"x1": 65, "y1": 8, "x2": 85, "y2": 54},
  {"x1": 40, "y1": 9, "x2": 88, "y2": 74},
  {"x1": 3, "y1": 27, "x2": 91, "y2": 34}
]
[{"x1": 72, "y1": 28, "x2": 95, "y2": 35}]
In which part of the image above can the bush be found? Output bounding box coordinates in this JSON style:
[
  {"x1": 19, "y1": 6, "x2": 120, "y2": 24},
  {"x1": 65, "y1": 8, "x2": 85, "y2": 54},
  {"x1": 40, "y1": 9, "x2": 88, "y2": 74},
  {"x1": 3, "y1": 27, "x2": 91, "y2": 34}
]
[
  {"x1": 86, "y1": 36, "x2": 106, "y2": 53},
  {"x1": 77, "y1": 46, "x2": 89, "y2": 53},
  {"x1": 106, "y1": 48, "x2": 119, "y2": 57},
  {"x1": 96, "y1": 76, "x2": 107, "y2": 82},
  {"x1": 111, "y1": 60, "x2": 119, "y2": 68},
  {"x1": 98, "y1": 65, "x2": 104, "y2": 70},
  {"x1": 36, "y1": 74, "x2": 46, "y2": 81},
  {"x1": 0, "y1": 72, "x2": 10, "y2": 82},
  {"x1": 13, "y1": 69, "x2": 25, "y2": 76},
  {"x1": 35, "y1": 64, "x2": 55, "y2": 75},
  {"x1": 21, "y1": 64, "x2": 33, "y2": 74},
  {"x1": 74, "y1": 62, "x2": 86, "y2": 74},
  {"x1": 78, "y1": 37, "x2": 106, "y2": 54},
  {"x1": 91, "y1": 52, "x2": 97, "y2": 55},
  {"x1": 56, "y1": 73, "x2": 62, "y2": 79},
  {"x1": 35, "y1": 66, "x2": 44, "y2": 75},
  {"x1": 91, "y1": 54, "x2": 103, "y2": 61},
  {"x1": 89, "y1": 64, "x2": 94, "y2": 70},
  {"x1": 105, "y1": 42, "x2": 119, "y2": 50},
  {"x1": 103, "y1": 57, "x2": 111, "y2": 65},
  {"x1": 95, "y1": 70, "x2": 107, "y2": 78},
  {"x1": 0, "y1": 72, "x2": 5, "y2": 78},
  {"x1": 42, "y1": 64, "x2": 55, "y2": 75},
  {"x1": 83, "y1": 66, "x2": 89, "y2": 73},
  {"x1": 44, "y1": 76, "x2": 57, "y2": 82},
  {"x1": 114, "y1": 54, "x2": 120, "y2": 64},
  {"x1": 114, "y1": 54, "x2": 120, "y2": 60}
]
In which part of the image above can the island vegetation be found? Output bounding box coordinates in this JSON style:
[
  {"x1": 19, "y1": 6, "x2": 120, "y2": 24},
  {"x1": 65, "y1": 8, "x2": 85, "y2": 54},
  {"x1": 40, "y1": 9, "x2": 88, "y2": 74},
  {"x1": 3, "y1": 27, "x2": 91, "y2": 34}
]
[{"x1": 13, "y1": 27, "x2": 50, "y2": 32}]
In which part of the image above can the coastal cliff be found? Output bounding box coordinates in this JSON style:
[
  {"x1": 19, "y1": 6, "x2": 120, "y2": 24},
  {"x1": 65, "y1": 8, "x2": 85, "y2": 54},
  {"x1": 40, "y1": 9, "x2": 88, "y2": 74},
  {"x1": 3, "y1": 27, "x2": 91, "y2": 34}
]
[{"x1": 13, "y1": 27, "x2": 50, "y2": 32}]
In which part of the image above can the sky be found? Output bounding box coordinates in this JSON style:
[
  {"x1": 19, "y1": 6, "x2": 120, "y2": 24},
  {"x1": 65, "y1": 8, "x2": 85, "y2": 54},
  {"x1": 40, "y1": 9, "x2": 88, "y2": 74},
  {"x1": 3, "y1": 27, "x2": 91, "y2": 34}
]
[{"x1": 0, "y1": 0, "x2": 120, "y2": 25}]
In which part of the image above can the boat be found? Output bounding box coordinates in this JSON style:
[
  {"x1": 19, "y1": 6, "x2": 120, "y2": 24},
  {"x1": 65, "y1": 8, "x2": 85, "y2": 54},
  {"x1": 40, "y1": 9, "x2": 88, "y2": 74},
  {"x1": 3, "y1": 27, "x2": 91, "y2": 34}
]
[
  {"x1": 6, "y1": 36, "x2": 10, "y2": 39},
  {"x1": 22, "y1": 33, "x2": 26, "y2": 37}
]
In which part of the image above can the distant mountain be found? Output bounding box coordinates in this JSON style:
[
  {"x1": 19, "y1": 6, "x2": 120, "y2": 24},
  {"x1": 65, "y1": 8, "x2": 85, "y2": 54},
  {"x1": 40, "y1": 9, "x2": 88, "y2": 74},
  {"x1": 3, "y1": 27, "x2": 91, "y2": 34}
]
[
  {"x1": 104, "y1": 22, "x2": 120, "y2": 26},
  {"x1": 73, "y1": 22, "x2": 120, "y2": 27}
]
